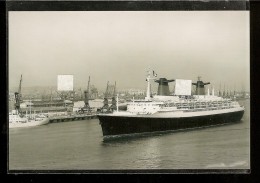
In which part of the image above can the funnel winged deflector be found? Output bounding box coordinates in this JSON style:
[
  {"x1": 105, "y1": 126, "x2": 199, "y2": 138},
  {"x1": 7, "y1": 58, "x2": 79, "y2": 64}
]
[{"x1": 154, "y1": 78, "x2": 175, "y2": 96}]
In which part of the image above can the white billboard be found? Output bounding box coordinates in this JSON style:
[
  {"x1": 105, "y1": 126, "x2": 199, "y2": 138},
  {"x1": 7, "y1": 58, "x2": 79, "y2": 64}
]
[
  {"x1": 175, "y1": 79, "x2": 192, "y2": 96},
  {"x1": 57, "y1": 75, "x2": 74, "y2": 91}
]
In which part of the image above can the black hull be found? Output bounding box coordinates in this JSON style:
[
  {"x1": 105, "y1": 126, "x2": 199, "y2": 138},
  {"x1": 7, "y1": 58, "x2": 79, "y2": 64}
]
[{"x1": 98, "y1": 110, "x2": 244, "y2": 136}]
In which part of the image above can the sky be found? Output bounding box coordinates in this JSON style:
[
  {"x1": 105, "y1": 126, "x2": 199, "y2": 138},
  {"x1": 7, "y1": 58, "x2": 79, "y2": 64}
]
[{"x1": 8, "y1": 11, "x2": 250, "y2": 92}]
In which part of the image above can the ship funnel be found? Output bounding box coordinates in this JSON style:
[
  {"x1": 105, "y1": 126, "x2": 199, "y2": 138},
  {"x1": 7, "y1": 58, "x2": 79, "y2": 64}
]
[
  {"x1": 154, "y1": 78, "x2": 175, "y2": 96},
  {"x1": 192, "y1": 76, "x2": 210, "y2": 95}
]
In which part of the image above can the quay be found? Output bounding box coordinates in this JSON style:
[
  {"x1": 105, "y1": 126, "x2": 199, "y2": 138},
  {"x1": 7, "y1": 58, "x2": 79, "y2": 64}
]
[{"x1": 49, "y1": 114, "x2": 97, "y2": 123}]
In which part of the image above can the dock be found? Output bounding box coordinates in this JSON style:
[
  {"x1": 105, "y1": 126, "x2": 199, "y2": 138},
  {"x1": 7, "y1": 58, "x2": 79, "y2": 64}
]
[{"x1": 49, "y1": 114, "x2": 97, "y2": 123}]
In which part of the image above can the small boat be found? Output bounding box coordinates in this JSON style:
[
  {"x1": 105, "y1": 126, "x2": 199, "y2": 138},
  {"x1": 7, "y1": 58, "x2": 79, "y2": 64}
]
[
  {"x1": 9, "y1": 74, "x2": 49, "y2": 128},
  {"x1": 9, "y1": 110, "x2": 49, "y2": 128}
]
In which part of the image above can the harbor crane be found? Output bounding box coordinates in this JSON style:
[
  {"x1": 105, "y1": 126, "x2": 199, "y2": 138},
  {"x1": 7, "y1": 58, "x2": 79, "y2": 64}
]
[
  {"x1": 14, "y1": 75, "x2": 23, "y2": 115},
  {"x1": 79, "y1": 76, "x2": 92, "y2": 113}
]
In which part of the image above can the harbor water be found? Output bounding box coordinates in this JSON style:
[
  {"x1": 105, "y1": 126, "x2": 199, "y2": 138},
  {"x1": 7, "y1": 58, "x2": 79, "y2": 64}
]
[{"x1": 8, "y1": 100, "x2": 250, "y2": 170}]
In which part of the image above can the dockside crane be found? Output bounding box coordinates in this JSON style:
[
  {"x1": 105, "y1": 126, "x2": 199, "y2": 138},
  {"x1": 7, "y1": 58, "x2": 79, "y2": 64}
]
[
  {"x1": 14, "y1": 75, "x2": 23, "y2": 115},
  {"x1": 100, "y1": 81, "x2": 118, "y2": 112},
  {"x1": 18, "y1": 74, "x2": 22, "y2": 100},
  {"x1": 78, "y1": 76, "x2": 92, "y2": 114},
  {"x1": 83, "y1": 76, "x2": 91, "y2": 112},
  {"x1": 109, "y1": 81, "x2": 117, "y2": 111},
  {"x1": 101, "y1": 81, "x2": 110, "y2": 111}
]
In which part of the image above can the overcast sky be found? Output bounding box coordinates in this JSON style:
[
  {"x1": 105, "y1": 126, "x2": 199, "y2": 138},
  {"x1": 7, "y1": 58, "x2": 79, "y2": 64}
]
[{"x1": 8, "y1": 11, "x2": 249, "y2": 92}]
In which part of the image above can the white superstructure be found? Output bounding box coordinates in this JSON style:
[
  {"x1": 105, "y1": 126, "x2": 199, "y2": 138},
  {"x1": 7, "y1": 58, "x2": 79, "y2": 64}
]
[
  {"x1": 100, "y1": 69, "x2": 244, "y2": 118},
  {"x1": 9, "y1": 110, "x2": 49, "y2": 128},
  {"x1": 101, "y1": 94, "x2": 244, "y2": 117}
]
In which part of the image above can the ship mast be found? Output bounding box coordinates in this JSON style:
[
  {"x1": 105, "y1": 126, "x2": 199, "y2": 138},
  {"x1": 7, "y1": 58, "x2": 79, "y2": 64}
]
[
  {"x1": 116, "y1": 94, "x2": 119, "y2": 112},
  {"x1": 83, "y1": 76, "x2": 91, "y2": 112},
  {"x1": 145, "y1": 69, "x2": 157, "y2": 100},
  {"x1": 29, "y1": 97, "x2": 32, "y2": 119},
  {"x1": 145, "y1": 70, "x2": 151, "y2": 100}
]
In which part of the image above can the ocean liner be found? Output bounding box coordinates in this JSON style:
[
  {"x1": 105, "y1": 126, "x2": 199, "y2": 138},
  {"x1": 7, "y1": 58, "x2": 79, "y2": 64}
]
[{"x1": 97, "y1": 70, "x2": 245, "y2": 137}]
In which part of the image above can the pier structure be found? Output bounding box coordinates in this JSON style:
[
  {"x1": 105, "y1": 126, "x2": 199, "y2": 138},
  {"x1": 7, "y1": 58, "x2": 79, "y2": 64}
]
[{"x1": 49, "y1": 113, "x2": 97, "y2": 123}]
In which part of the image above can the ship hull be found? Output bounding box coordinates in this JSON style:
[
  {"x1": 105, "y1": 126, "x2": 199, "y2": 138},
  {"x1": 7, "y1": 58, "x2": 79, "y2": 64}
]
[{"x1": 98, "y1": 110, "x2": 244, "y2": 137}]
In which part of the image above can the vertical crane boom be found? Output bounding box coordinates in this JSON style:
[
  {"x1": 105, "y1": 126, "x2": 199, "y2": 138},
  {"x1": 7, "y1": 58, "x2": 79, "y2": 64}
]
[{"x1": 18, "y1": 74, "x2": 22, "y2": 99}]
